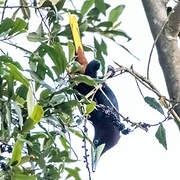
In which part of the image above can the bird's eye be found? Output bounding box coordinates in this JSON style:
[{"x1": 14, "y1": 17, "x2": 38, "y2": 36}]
[{"x1": 93, "y1": 139, "x2": 99, "y2": 145}]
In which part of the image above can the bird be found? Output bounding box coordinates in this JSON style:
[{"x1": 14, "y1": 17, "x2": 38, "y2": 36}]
[
  {"x1": 74, "y1": 60, "x2": 121, "y2": 171},
  {"x1": 68, "y1": 13, "x2": 123, "y2": 171}
]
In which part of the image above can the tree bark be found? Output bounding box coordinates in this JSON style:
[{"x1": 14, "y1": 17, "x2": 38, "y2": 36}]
[{"x1": 141, "y1": 0, "x2": 180, "y2": 129}]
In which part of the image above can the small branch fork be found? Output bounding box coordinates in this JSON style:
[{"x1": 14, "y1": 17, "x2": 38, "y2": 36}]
[
  {"x1": 82, "y1": 62, "x2": 180, "y2": 133},
  {"x1": 114, "y1": 62, "x2": 180, "y2": 124}
]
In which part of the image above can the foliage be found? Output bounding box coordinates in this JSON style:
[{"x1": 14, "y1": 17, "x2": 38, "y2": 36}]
[
  {"x1": 0, "y1": 0, "x2": 173, "y2": 179},
  {"x1": 0, "y1": 0, "x2": 129, "y2": 179}
]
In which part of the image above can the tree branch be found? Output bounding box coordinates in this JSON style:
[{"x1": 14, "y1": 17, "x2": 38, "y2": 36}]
[
  {"x1": 168, "y1": 1, "x2": 180, "y2": 37},
  {"x1": 141, "y1": 0, "x2": 180, "y2": 130}
]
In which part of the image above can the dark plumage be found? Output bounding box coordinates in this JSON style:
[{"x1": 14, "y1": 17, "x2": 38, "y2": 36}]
[{"x1": 74, "y1": 60, "x2": 120, "y2": 170}]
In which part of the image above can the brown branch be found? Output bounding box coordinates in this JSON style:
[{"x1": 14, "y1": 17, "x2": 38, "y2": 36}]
[
  {"x1": 114, "y1": 63, "x2": 180, "y2": 123},
  {"x1": 0, "y1": 5, "x2": 38, "y2": 9}
]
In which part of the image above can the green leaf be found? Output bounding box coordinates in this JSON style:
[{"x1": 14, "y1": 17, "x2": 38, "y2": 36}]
[
  {"x1": 155, "y1": 124, "x2": 167, "y2": 150},
  {"x1": 20, "y1": 0, "x2": 30, "y2": 19},
  {"x1": 60, "y1": 136, "x2": 69, "y2": 151},
  {"x1": 86, "y1": 101, "x2": 96, "y2": 114},
  {"x1": 50, "y1": 94, "x2": 66, "y2": 107},
  {"x1": 72, "y1": 74, "x2": 96, "y2": 86},
  {"x1": 42, "y1": 42, "x2": 67, "y2": 75},
  {"x1": 30, "y1": 104, "x2": 44, "y2": 124},
  {"x1": 27, "y1": 86, "x2": 34, "y2": 117},
  {"x1": 27, "y1": 32, "x2": 47, "y2": 42},
  {"x1": 22, "y1": 104, "x2": 44, "y2": 132},
  {"x1": 95, "y1": 0, "x2": 106, "y2": 15},
  {"x1": 56, "y1": 0, "x2": 66, "y2": 11},
  {"x1": 96, "y1": 21, "x2": 113, "y2": 28},
  {"x1": 81, "y1": 0, "x2": 94, "y2": 15},
  {"x1": 65, "y1": 167, "x2": 81, "y2": 180},
  {"x1": 71, "y1": 61, "x2": 82, "y2": 73},
  {"x1": 104, "y1": 30, "x2": 131, "y2": 41},
  {"x1": 11, "y1": 173, "x2": 37, "y2": 180},
  {"x1": 16, "y1": 85, "x2": 28, "y2": 100},
  {"x1": 101, "y1": 39, "x2": 107, "y2": 55},
  {"x1": 8, "y1": 18, "x2": 27, "y2": 36},
  {"x1": 11, "y1": 139, "x2": 24, "y2": 166},
  {"x1": 0, "y1": 18, "x2": 14, "y2": 35},
  {"x1": 12, "y1": 101, "x2": 23, "y2": 130},
  {"x1": 108, "y1": 5, "x2": 125, "y2": 24},
  {"x1": 0, "y1": 55, "x2": 22, "y2": 70},
  {"x1": 69, "y1": 128, "x2": 94, "y2": 147},
  {"x1": 79, "y1": 21, "x2": 88, "y2": 32},
  {"x1": 68, "y1": 41, "x2": 75, "y2": 61},
  {"x1": 144, "y1": 96, "x2": 164, "y2": 115},
  {"x1": 57, "y1": 100, "x2": 78, "y2": 117},
  {"x1": 39, "y1": 89, "x2": 52, "y2": 105},
  {"x1": 30, "y1": 104, "x2": 44, "y2": 123},
  {"x1": 49, "y1": 149, "x2": 76, "y2": 163},
  {"x1": 6, "y1": 63, "x2": 29, "y2": 87}
]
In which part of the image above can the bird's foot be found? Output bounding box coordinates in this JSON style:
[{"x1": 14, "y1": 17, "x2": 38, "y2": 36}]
[{"x1": 107, "y1": 65, "x2": 115, "y2": 78}]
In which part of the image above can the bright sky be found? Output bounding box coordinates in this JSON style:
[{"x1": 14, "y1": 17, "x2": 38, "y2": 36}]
[{"x1": 85, "y1": 1, "x2": 180, "y2": 180}]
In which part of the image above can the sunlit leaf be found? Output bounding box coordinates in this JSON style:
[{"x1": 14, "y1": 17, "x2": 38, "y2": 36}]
[
  {"x1": 11, "y1": 139, "x2": 24, "y2": 166},
  {"x1": 30, "y1": 104, "x2": 44, "y2": 123},
  {"x1": 86, "y1": 101, "x2": 96, "y2": 114},
  {"x1": 155, "y1": 124, "x2": 167, "y2": 150},
  {"x1": 65, "y1": 167, "x2": 81, "y2": 180},
  {"x1": 108, "y1": 5, "x2": 125, "y2": 24},
  {"x1": 27, "y1": 86, "x2": 34, "y2": 117},
  {"x1": 6, "y1": 63, "x2": 29, "y2": 87},
  {"x1": 81, "y1": 0, "x2": 94, "y2": 15},
  {"x1": 22, "y1": 104, "x2": 44, "y2": 132}
]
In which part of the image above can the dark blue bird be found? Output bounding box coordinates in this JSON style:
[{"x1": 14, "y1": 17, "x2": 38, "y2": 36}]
[{"x1": 74, "y1": 60, "x2": 121, "y2": 171}]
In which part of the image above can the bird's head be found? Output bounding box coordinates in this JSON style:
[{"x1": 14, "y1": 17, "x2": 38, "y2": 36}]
[
  {"x1": 85, "y1": 60, "x2": 100, "y2": 78},
  {"x1": 91, "y1": 121, "x2": 120, "y2": 171}
]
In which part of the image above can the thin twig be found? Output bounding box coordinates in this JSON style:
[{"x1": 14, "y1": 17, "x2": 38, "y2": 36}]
[
  {"x1": 147, "y1": 11, "x2": 173, "y2": 79},
  {"x1": 0, "y1": 5, "x2": 38, "y2": 9},
  {"x1": 132, "y1": 66, "x2": 145, "y2": 99},
  {"x1": 1, "y1": 0, "x2": 8, "y2": 22},
  {"x1": 82, "y1": 117, "x2": 92, "y2": 180},
  {"x1": 114, "y1": 62, "x2": 180, "y2": 123},
  {"x1": 37, "y1": 8, "x2": 51, "y2": 34}
]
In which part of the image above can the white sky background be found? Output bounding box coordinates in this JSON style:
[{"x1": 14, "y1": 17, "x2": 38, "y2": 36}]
[
  {"x1": 87, "y1": 0, "x2": 180, "y2": 180},
  {"x1": 1, "y1": 0, "x2": 180, "y2": 180}
]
